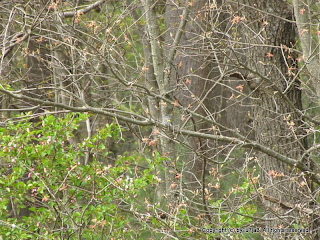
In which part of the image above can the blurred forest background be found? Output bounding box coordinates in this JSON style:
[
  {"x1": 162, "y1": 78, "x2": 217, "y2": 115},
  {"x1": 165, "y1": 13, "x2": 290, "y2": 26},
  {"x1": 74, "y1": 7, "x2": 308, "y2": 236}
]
[{"x1": 1, "y1": 0, "x2": 320, "y2": 239}]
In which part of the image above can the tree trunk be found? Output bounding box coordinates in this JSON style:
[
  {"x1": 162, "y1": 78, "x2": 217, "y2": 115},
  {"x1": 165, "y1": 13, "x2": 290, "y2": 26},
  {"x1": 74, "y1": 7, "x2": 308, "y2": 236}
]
[
  {"x1": 238, "y1": 1, "x2": 314, "y2": 238},
  {"x1": 164, "y1": 0, "x2": 253, "y2": 223}
]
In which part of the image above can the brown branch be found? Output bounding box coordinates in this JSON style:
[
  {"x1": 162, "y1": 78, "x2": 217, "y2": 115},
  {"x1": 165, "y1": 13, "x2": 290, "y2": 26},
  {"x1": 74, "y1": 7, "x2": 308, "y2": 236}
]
[
  {"x1": 178, "y1": 129, "x2": 320, "y2": 184},
  {"x1": 1, "y1": 31, "x2": 30, "y2": 59},
  {"x1": 0, "y1": 87, "x2": 153, "y2": 126},
  {"x1": 0, "y1": 104, "x2": 41, "y2": 112},
  {"x1": 251, "y1": 192, "x2": 317, "y2": 216},
  {"x1": 62, "y1": 0, "x2": 107, "y2": 18}
]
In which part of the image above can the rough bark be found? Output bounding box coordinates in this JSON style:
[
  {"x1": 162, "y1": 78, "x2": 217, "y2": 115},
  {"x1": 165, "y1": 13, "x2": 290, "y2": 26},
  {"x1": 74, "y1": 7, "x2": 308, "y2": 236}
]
[{"x1": 238, "y1": 0, "x2": 315, "y2": 238}]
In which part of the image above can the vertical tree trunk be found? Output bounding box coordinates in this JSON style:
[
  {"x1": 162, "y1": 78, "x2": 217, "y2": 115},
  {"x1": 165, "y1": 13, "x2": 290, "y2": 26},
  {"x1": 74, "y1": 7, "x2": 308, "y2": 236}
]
[
  {"x1": 238, "y1": 1, "x2": 313, "y2": 238},
  {"x1": 164, "y1": 1, "x2": 253, "y2": 223},
  {"x1": 141, "y1": 0, "x2": 180, "y2": 213}
]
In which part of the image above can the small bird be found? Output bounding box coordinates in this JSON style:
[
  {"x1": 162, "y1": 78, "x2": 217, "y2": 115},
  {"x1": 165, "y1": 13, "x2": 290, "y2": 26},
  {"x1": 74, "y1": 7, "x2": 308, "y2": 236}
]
[{"x1": 163, "y1": 115, "x2": 172, "y2": 128}]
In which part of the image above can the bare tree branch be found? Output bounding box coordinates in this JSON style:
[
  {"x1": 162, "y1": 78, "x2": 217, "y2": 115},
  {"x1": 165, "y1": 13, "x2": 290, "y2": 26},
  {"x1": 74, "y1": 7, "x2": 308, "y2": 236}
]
[{"x1": 62, "y1": 0, "x2": 107, "y2": 18}]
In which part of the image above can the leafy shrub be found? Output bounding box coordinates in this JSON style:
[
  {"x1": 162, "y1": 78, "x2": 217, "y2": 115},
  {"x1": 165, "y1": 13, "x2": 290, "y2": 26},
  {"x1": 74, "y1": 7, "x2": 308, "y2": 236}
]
[{"x1": 0, "y1": 113, "x2": 163, "y2": 239}]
